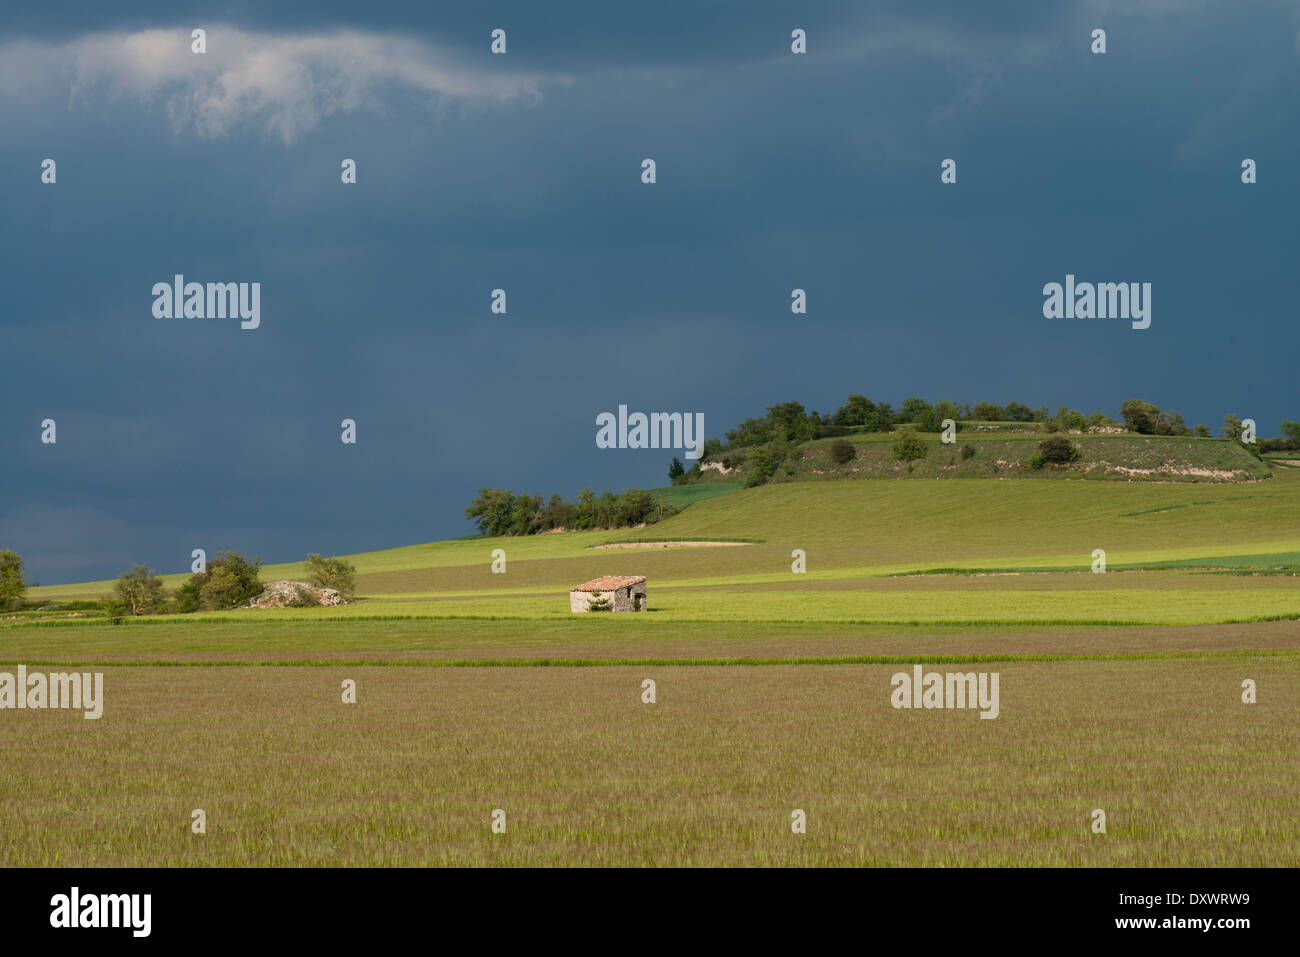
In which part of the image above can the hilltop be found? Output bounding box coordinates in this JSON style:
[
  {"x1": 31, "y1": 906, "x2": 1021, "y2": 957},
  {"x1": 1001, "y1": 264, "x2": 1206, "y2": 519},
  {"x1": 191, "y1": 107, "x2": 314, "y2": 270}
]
[
  {"x1": 688, "y1": 432, "x2": 1270, "y2": 486},
  {"x1": 663, "y1": 393, "x2": 1283, "y2": 489}
]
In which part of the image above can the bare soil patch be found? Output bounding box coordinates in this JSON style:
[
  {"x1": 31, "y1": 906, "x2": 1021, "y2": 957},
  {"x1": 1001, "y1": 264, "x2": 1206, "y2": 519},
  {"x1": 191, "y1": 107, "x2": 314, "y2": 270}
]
[{"x1": 592, "y1": 540, "x2": 754, "y2": 550}]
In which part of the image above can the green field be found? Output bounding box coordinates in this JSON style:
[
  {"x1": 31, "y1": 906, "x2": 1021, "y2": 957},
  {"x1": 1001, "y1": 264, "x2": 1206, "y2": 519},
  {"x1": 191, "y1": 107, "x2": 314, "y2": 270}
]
[
  {"x1": 649, "y1": 481, "x2": 744, "y2": 509},
  {"x1": 3, "y1": 659, "x2": 1294, "y2": 866},
  {"x1": 4, "y1": 460, "x2": 1299, "y2": 866}
]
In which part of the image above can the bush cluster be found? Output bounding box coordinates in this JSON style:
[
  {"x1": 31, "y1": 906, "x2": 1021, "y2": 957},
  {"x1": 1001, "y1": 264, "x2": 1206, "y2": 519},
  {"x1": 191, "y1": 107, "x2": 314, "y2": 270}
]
[{"x1": 892, "y1": 430, "x2": 928, "y2": 461}]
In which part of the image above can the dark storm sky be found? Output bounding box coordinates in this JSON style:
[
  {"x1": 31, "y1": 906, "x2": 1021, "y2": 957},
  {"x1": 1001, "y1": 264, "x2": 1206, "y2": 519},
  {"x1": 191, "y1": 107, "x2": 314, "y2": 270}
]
[{"x1": 2, "y1": 1, "x2": 1297, "y2": 582}]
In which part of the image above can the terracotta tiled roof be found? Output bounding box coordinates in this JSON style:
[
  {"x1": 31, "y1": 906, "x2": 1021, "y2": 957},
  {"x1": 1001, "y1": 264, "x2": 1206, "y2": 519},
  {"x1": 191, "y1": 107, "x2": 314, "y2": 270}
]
[{"x1": 573, "y1": 575, "x2": 647, "y2": 592}]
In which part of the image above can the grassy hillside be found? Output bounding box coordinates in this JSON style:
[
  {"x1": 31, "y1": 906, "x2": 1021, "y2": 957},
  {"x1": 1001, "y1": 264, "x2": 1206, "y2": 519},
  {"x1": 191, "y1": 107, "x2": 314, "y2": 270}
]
[
  {"x1": 695, "y1": 433, "x2": 1269, "y2": 485},
  {"x1": 649, "y1": 481, "x2": 743, "y2": 509},
  {"x1": 22, "y1": 468, "x2": 1300, "y2": 626}
]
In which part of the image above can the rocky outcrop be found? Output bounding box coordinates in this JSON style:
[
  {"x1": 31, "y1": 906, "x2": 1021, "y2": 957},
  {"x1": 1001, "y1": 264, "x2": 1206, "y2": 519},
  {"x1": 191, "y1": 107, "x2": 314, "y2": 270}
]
[{"x1": 246, "y1": 580, "x2": 350, "y2": 608}]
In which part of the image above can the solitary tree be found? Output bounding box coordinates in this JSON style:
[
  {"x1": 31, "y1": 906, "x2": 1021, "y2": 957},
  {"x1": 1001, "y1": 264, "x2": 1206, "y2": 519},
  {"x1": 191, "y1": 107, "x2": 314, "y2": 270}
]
[
  {"x1": 1120, "y1": 398, "x2": 1160, "y2": 434},
  {"x1": 184, "y1": 551, "x2": 262, "y2": 611},
  {"x1": 114, "y1": 565, "x2": 166, "y2": 615},
  {"x1": 0, "y1": 550, "x2": 26, "y2": 610},
  {"x1": 305, "y1": 553, "x2": 357, "y2": 599},
  {"x1": 1222, "y1": 413, "x2": 1244, "y2": 441}
]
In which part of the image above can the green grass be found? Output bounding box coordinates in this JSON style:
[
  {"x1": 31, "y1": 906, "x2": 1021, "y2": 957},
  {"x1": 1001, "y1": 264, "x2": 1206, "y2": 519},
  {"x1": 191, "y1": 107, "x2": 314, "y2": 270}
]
[
  {"x1": 649, "y1": 482, "x2": 743, "y2": 509},
  {"x1": 2, "y1": 660, "x2": 1295, "y2": 866},
  {"x1": 25, "y1": 469, "x2": 1300, "y2": 626},
  {"x1": 780, "y1": 433, "x2": 1267, "y2": 482},
  {"x1": 894, "y1": 550, "x2": 1300, "y2": 576},
  {"x1": 10, "y1": 456, "x2": 1300, "y2": 866}
]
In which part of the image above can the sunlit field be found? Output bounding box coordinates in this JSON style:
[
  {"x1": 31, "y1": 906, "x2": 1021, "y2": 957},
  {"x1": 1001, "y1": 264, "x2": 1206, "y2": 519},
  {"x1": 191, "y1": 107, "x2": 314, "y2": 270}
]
[{"x1": 5, "y1": 466, "x2": 1299, "y2": 865}]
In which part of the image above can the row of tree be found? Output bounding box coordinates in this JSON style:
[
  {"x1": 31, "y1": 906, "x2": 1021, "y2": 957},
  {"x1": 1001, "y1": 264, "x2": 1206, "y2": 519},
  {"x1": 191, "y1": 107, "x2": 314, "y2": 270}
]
[
  {"x1": 0, "y1": 549, "x2": 357, "y2": 617},
  {"x1": 111, "y1": 551, "x2": 357, "y2": 616},
  {"x1": 713, "y1": 394, "x2": 1285, "y2": 452},
  {"x1": 717, "y1": 397, "x2": 1126, "y2": 451},
  {"x1": 465, "y1": 487, "x2": 680, "y2": 537}
]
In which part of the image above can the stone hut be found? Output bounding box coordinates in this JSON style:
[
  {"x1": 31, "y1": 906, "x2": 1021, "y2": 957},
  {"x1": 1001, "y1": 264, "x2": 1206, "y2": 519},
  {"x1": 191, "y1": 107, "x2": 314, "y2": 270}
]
[{"x1": 570, "y1": 575, "x2": 647, "y2": 613}]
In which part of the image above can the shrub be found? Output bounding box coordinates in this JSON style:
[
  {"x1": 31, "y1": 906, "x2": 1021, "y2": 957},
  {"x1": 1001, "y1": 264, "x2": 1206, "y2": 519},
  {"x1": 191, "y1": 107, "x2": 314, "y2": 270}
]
[
  {"x1": 745, "y1": 441, "x2": 787, "y2": 487},
  {"x1": 587, "y1": 594, "x2": 612, "y2": 612},
  {"x1": 892, "y1": 430, "x2": 927, "y2": 461},
  {"x1": 1086, "y1": 411, "x2": 1119, "y2": 429},
  {"x1": 286, "y1": 584, "x2": 320, "y2": 608},
  {"x1": 305, "y1": 553, "x2": 357, "y2": 599},
  {"x1": 1026, "y1": 453, "x2": 1046, "y2": 470},
  {"x1": 829, "y1": 438, "x2": 855, "y2": 465},
  {"x1": 1038, "y1": 436, "x2": 1080, "y2": 464},
  {"x1": 174, "y1": 580, "x2": 201, "y2": 614},
  {"x1": 102, "y1": 599, "x2": 127, "y2": 625},
  {"x1": 721, "y1": 448, "x2": 748, "y2": 471},
  {"x1": 960, "y1": 444, "x2": 976, "y2": 460},
  {"x1": 1051, "y1": 407, "x2": 1086, "y2": 432}
]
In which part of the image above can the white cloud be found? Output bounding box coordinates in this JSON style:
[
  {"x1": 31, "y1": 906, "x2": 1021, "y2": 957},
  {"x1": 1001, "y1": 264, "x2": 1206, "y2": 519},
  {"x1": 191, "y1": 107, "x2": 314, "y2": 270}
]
[{"x1": 0, "y1": 26, "x2": 567, "y2": 142}]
